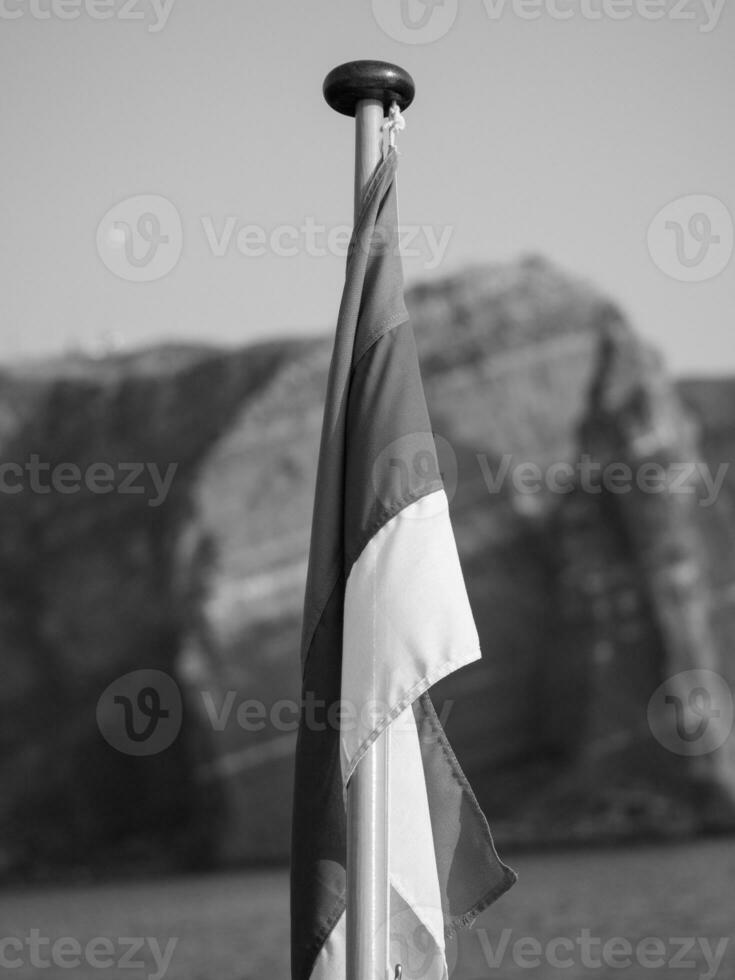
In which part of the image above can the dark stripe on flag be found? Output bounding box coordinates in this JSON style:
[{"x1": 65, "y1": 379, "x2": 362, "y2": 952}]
[
  {"x1": 415, "y1": 693, "x2": 518, "y2": 930},
  {"x1": 299, "y1": 151, "x2": 407, "y2": 671},
  {"x1": 290, "y1": 580, "x2": 346, "y2": 980},
  {"x1": 344, "y1": 323, "x2": 442, "y2": 572}
]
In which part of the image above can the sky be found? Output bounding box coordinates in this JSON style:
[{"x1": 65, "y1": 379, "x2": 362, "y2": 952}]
[{"x1": 1, "y1": 0, "x2": 733, "y2": 375}]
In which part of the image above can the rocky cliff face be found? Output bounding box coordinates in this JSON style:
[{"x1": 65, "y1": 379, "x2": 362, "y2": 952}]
[{"x1": 1, "y1": 257, "x2": 733, "y2": 877}]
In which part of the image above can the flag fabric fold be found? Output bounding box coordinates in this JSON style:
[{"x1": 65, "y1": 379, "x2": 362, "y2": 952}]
[{"x1": 291, "y1": 147, "x2": 516, "y2": 980}]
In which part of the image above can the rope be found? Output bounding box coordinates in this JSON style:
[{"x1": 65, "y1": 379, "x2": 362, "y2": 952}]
[{"x1": 382, "y1": 102, "x2": 406, "y2": 151}]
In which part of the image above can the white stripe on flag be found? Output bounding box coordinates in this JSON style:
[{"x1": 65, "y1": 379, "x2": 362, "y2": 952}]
[
  {"x1": 310, "y1": 911, "x2": 345, "y2": 980},
  {"x1": 387, "y1": 705, "x2": 447, "y2": 980},
  {"x1": 311, "y1": 708, "x2": 449, "y2": 980},
  {"x1": 341, "y1": 488, "x2": 481, "y2": 783}
]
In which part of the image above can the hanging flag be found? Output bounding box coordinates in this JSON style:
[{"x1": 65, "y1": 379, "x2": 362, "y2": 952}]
[{"x1": 291, "y1": 147, "x2": 516, "y2": 980}]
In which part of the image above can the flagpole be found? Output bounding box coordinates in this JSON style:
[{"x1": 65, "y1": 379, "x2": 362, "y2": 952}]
[{"x1": 323, "y1": 60, "x2": 415, "y2": 980}]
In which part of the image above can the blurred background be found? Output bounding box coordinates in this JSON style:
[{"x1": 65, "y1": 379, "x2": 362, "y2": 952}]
[{"x1": 1, "y1": 2, "x2": 734, "y2": 978}]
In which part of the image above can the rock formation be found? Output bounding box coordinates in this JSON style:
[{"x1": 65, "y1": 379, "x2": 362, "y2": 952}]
[{"x1": 1, "y1": 257, "x2": 733, "y2": 877}]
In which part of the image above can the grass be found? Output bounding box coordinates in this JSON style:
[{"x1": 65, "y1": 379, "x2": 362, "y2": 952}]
[{"x1": 0, "y1": 838, "x2": 732, "y2": 979}]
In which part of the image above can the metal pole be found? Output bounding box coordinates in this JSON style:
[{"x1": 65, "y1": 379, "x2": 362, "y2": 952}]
[
  {"x1": 322, "y1": 61, "x2": 416, "y2": 980},
  {"x1": 346, "y1": 724, "x2": 391, "y2": 980},
  {"x1": 347, "y1": 94, "x2": 391, "y2": 980},
  {"x1": 353, "y1": 99, "x2": 384, "y2": 219}
]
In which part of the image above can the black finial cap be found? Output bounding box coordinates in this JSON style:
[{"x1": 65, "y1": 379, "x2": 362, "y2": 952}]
[{"x1": 323, "y1": 60, "x2": 415, "y2": 117}]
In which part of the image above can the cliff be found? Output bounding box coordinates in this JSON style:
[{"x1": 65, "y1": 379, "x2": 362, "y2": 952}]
[{"x1": 1, "y1": 257, "x2": 733, "y2": 877}]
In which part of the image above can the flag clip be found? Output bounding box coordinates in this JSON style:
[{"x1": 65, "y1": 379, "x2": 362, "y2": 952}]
[{"x1": 394, "y1": 966, "x2": 402, "y2": 980}]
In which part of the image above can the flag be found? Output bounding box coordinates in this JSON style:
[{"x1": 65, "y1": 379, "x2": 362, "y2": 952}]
[{"x1": 291, "y1": 146, "x2": 516, "y2": 980}]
